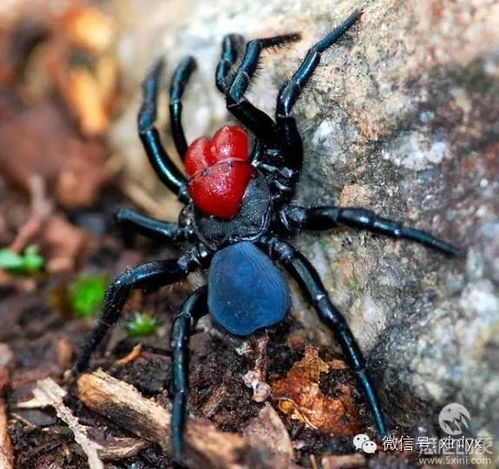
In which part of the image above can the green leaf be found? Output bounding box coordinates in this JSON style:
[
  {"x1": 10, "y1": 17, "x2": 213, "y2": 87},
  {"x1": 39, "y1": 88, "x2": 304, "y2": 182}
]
[
  {"x1": 22, "y1": 245, "x2": 44, "y2": 273},
  {"x1": 0, "y1": 249, "x2": 24, "y2": 270},
  {"x1": 126, "y1": 313, "x2": 160, "y2": 337},
  {"x1": 0, "y1": 245, "x2": 44, "y2": 274},
  {"x1": 69, "y1": 274, "x2": 108, "y2": 318}
]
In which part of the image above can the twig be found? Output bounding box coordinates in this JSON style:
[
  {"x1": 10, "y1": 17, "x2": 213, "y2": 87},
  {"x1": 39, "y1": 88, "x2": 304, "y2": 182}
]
[
  {"x1": 115, "y1": 344, "x2": 142, "y2": 366},
  {"x1": 243, "y1": 332, "x2": 271, "y2": 402},
  {"x1": 77, "y1": 369, "x2": 248, "y2": 468},
  {"x1": 93, "y1": 436, "x2": 148, "y2": 461},
  {"x1": 9, "y1": 175, "x2": 53, "y2": 253},
  {"x1": 121, "y1": 181, "x2": 179, "y2": 220},
  {"x1": 0, "y1": 368, "x2": 14, "y2": 469},
  {"x1": 33, "y1": 378, "x2": 104, "y2": 469}
]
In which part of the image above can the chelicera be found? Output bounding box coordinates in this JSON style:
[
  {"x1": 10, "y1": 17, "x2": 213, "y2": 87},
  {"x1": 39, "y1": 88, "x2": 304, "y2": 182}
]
[{"x1": 75, "y1": 10, "x2": 457, "y2": 461}]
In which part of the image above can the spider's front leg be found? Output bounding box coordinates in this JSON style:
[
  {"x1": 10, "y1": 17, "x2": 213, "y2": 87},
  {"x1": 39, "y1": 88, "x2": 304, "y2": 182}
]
[
  {"x1": 74, "y1": 257, "x2": 195, "y2": 373},
  {"x1": 223, "y1": 33, "x2": 300, "y2": 145},
  {"x1": 115, "y1": 208, "x2": 191, "y2": 247},
  {"x1": 266, "y1": 237, "x2": 388, "y2": 439},
  {"x1": 275, "y1": 11, "x2": 361, "y2": 183},
  {"x1": 280, "y1": 205, "x2": 458, "y2": 256},
  {"x1": 170, "y1": 56, "x2": 197, "y2": 159},
  {"x1": 215, "y1": 33, "x2": 245, "y2": 93},
  {"x1": 139, "y1": 59, "x2": 190, "y2": 203},
  {"x1": 170, "y1": 286, "x2": 208, "y2": 461}
]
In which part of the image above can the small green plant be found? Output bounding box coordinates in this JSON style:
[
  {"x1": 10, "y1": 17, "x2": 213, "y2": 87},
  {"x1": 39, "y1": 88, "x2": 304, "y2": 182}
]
[
  {"x1": 349, "y1": 278, "x2": 363, "y2": 294},
  {"x1": 319, "y1": 239, "x2": 332, "y2": 250},
  {"x1": 127, "y1": 313, "x2": 160, "y2": 337},
  {"x1": 0, "y1": 245, "x2": 44, "y2": 274},
  {"x1": 69, "y1": 274, "x2": 108, "y2": 318}
]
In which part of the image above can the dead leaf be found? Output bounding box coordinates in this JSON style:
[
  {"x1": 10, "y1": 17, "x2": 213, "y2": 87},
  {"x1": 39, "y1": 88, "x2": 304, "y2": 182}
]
[
  {"x1": 62, "y1": 6, "x2": 115, "y2": 54},
  {"x1": 64, "y1": 67, "x2": 110, "y2": 136},
  {"x1": 271, "y1": 345, "x2": 360, "y2": 435},
  {"x1": 56, "y1": 337, "x2": 74, "y2": 370},
  {"x1": 0, "y1": 100, "x2": 108, "y2": 207},
  {"x1": 43, "y1": 216, "x2": 92, "y2": 273}
]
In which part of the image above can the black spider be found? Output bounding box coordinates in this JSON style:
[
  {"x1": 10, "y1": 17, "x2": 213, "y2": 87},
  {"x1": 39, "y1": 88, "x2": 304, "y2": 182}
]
[{"x1": 75, "y1": 10, "x2": 457, "y2": 462}]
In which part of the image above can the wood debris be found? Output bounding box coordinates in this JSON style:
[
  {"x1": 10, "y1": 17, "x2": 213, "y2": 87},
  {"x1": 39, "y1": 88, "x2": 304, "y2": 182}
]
[
  {"x1": 32, "y1": 377, "x2": 104, "y2": 469},
  {"x1": 77, "y1": 369, "x2": 248, "y2": 468},
  {"x1": 243, "y1": 333, "x2": 271, "y2": 402},
  {"x1": 321, "y1": 453, "x2": 367, "y2": 469},
  {"x1": 92, "y1": 436, "x2": 148, "y2": 461},
  {"x1": 244, "y1": 403, "x2": 294, "y2": 463}
]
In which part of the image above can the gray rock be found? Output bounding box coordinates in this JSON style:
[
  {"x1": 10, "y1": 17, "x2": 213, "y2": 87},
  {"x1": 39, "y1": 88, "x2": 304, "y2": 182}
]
[{"x1": 110, "y1": 0, "x2": 499, "y2": 446}]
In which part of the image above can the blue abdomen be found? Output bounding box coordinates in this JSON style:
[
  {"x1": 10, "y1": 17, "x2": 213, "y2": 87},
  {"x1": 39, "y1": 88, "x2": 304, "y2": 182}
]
[{"x1": 208, "y1": 242, "x2": 290, "y2": 336}]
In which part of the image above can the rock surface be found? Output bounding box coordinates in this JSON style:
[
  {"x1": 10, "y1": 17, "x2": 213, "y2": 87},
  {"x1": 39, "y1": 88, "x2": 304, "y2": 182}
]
[{"x1": 110, "y1": 0, "x2": 498, "y2": 444}]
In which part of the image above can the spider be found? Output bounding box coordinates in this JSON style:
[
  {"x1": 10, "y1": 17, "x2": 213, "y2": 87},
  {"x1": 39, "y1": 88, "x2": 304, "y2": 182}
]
[{"x1": 75, "y1": 10, "x2": 457, "y2": 462}]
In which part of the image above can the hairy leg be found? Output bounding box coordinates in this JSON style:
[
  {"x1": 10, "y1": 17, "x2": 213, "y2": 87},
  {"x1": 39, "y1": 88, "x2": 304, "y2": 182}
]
[
  {"x1": 215, "y1": 33, "x2": 245, "y2": 93},
  {"x1": 275, "y1": 11, "x2": 361, "y2": 192},
  {"x1": 226, "y1": 33, "x2": 300, "y2": 145}
]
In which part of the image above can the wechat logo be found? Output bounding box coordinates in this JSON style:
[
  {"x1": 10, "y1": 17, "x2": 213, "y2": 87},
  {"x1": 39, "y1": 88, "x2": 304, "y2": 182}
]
[{"x1": 353, "y1": 433, "x2": 377, "y2": 454}]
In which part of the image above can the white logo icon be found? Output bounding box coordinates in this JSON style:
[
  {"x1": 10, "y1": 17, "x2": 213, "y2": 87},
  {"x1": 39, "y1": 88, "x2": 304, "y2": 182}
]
[
  {"x1": 438, "y1": 403, "x2": 471, "y2": 435},
  {"x1": 353, "y1": 433, "x2": 377, "y2": 454}
]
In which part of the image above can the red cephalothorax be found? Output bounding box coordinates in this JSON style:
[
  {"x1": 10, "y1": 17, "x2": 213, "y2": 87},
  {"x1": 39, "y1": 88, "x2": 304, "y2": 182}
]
[{"x1": 185, "y1": 126, "x2": 254, "y2": 219}]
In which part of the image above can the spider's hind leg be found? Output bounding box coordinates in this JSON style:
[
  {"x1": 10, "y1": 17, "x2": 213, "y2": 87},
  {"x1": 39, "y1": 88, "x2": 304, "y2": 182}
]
[
  {"x1": 170, "y1": 286, "x2": 208, "y2": 461},
  {"x1": 224, "y1": 32, "x2": 301, "y2": 145},
  {"x1": 267, "y1": 237, "x2": 389, "y2": 438}
]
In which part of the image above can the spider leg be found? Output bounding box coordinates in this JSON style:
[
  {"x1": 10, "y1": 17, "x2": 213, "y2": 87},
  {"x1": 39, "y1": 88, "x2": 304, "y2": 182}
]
[
  {"x1": 215, "y1": 33, "x2": 245, "y2": 93},
  {"x1": 280, "y1": 205, "x2": 458, "y2": 256},
  {"x1": 139, "y1": 59, "x2": 190, "y2": 203},
  {"x1": 170, "y1": 286, "x2": 208, "y2": 461},
  {"x1": 74, "y1": 258, "x2": 193, "y2": 373},
  {"x1": 115, "y1": 208, "x2": 190, "y2": 247},
  {"x1": 266, "y1": 237, "x2": 388, "y2": 438},
  {"x1": 226, "y1": 33, "x2": 301, "y2": 145},
  {"x1": 170, "y1": 56, "x2": 197, "y2": 159},
  {"x1": 275, "y1": 11, "x2": 361, "y2": 175}
]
